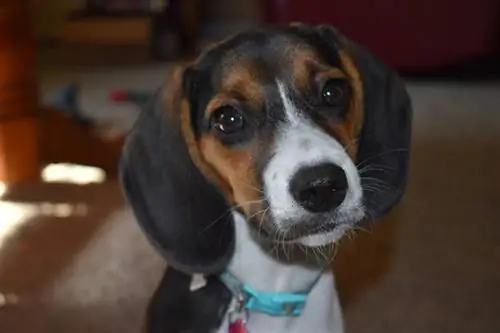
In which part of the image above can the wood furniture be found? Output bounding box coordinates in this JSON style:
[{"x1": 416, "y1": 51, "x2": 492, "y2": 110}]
[
  {"x1": 60, "y1": 16, "x2": 152, "y2": 46},
  {"x1": 0, "y1": 1, "x2": 40, "y2": 183},
  {"x1": 0, "y1": 1, "x2": 127, "y2": 184},
  {"x1": 40, "y1": 107, "x2": 126, "y2": 175},
  {"x1": 59, "y1": 0, "x2": 200, "y2": 59}
]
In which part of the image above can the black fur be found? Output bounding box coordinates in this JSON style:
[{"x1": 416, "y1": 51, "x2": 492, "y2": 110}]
[
  {"x1": 356, "y1": 46, "x2": 412, "y2": 220},
  {"x1": 146, "y1": 268, "x2": 232, "y2": 333},
  {"x1": 119, "y1": 24, "x2": 412, "y2": 333},
  {"x1": 119, "y1": 90, "x2": 234, "y2": 275}
]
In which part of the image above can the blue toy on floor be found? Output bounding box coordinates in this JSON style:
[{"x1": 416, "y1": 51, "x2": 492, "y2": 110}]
[{"x1": 50, "y1": 83, "x2": 94, "y2": 126}]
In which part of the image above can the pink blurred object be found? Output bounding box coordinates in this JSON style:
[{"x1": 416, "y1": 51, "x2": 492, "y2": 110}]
[
  {"x1": 264, "y1": 0, "x2": 500, "y2": 72},
  {"x1": 109, "y1": 89, "x2": 152, "y2": 105},
  {"x1": 228, "y1": 319, "x2": 247, "y2": 333},
  {"x1": 109, "y1": 90, "x2": 128, "y2": 102}
]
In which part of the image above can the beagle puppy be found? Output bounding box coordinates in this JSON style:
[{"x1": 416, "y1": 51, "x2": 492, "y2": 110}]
[{"x1": 120, "y1": 23, "x2": 412, "y2": 333}]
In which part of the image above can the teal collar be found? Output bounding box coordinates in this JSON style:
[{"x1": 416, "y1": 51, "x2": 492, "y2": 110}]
[{"x1": 220, "y1": 272, "x2": 309, "y2": 317}]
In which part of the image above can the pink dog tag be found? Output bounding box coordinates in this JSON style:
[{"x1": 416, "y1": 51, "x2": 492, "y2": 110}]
[{"x1": 228, "y1": 319, "x2": 247, "y2": 333}]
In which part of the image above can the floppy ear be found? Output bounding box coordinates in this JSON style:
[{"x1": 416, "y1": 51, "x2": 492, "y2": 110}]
[
  {"x1": 313, "y1": 25, "x2": 413, "y2": 220},
  {"x1": 349, "y1": 41, "x2": 412, "y2": 220},
  {"x1": 119, "y1": 68, "x2": 235, "y2": 274}
]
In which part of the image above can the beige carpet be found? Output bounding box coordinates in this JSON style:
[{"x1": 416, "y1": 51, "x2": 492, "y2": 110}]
[{"x1": 44, "y1": 209, "x2": 165, "y2": 333}]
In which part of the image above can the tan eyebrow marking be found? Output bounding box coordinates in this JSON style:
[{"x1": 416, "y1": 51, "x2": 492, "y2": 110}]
[{"x1": 221, "y1": 61, "x2": 264, "y2": 105}]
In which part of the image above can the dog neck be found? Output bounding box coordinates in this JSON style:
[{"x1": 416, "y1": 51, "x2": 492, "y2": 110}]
[
  {"x1": 219, "y1": 212, "x2": 343, "y2": 333},
  {"x1": 227, "y1": 212, "x2": 324, "y2": 292}
]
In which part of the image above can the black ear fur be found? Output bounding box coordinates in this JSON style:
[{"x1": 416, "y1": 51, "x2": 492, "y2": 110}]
[
  {"x1": 146, "y1": 267, "x2": 232, "y2": 333},
  {"x1": 311, "y1": 25, "x2": 413, "y2": 221},
  {"x1": 119, "y1": 71, "x2": 234, "y2": 274},
  {"x1": 353, "y1": 44, "x2": 412, "y2": 220}
]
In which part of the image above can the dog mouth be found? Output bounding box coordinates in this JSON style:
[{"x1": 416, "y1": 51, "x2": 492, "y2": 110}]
[
  {"x1": 246, "y1": 202, "x2": 367, "y2": 248},
  {"x1": 248, "y1": 214, "x2": 348, "y2": 244}
]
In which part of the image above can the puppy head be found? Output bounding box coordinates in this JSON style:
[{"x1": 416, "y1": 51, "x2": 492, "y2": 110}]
[{"x1": 120, "y1": 24, "x2": 412, "y2": 273}]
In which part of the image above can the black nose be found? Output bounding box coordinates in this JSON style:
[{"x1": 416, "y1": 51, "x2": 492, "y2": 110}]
[{"x1": 289, "y1": 163, "x2": 348, "y2": 213}]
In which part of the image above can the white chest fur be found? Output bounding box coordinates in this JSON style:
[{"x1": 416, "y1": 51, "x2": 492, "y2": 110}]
[{"x1": 215, "y1": 212, "x2": 344, "y2": 333}]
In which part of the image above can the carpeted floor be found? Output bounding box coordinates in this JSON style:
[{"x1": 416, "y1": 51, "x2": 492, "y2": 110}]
[{"x1": 0, "y1": 56, "x2": 499, "y2": 332}]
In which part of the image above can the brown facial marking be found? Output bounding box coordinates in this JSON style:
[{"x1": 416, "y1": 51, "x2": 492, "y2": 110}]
[
  {"x1": 163, "y1": 66, "x2": 185, "y2": 118},
  {"x1": 205, "y1": 93, "x2": 235, "y2": 118},
  {"x1": 318, "y1": 64, "x2": 359, "y2": 157},
  {"x1": 221, "y1": 61, "x2": 264, "y2": 105},
  {"x1": 192, "y1": 61, "x2": 265, "y2": 215},
  {"x1": 289, "y1": 42, "x2": 348, "y2": 90},
  {"x1": 199, "y1": 135, "x2": 262, "y2": 214},
  {"x1": 289, "y1": 44, "x2": 363, "y2": 159},
  {"x1": 288, "y1": 43, "x2": 364, "y2": 159},
  {"x1": 204, "y1": 61, "x2": 265, "y2": 120},
  {"x1": 330, "y1": 123, "x2": 357, "y2": 156},
  {"x1": 290, "y1": 47, "x2": 321, "y2": 91},
  {"x1": 338, "y1": 49, "x2": 364, "y2": 158},
  {"x1": 315, "y1": 67, "x2": 347, "y2": 85},
  {"x1": 179, "y1": 97, "x2": 233, "y2": 201},
  {"x1": 170, "y1": 66, "x2": 257, "y2": 211}
]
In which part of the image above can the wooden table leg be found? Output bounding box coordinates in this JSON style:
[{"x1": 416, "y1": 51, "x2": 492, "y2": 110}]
[{"x1": 0, "y1": 1, "x2": 40, "y2": 183}]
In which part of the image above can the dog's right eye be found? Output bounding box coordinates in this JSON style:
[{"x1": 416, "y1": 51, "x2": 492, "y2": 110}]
[
  {"x1": 321, "y1": 78, "x2": 349, "y2": 107},
  {"x1": 211, "y1": 106, "x2": 245, "y2": 134}
]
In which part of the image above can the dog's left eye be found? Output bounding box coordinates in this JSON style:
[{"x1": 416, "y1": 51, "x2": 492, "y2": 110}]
[
  {"x1": 321, "y1": 79, "x2": 349, "y2": 107},
  {"x1": 211, "y1": 106, "x2": 245, "y2": 134}
]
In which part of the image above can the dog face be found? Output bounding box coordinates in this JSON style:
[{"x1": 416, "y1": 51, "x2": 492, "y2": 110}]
[
  {"x1": 120, "y1": 24, "x2": 412, "y2": 274},
  {"x1": 184, "y1": 27, "x2": 366, "y2": 247}
]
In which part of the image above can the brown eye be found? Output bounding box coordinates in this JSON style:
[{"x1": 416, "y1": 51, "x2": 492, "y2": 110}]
[
  {"x1": 211, "y1": 106, "x2": 245, "y2": 134},
  {"x1": 321, "y1": 79, "x2": 348, "y2": 106}
]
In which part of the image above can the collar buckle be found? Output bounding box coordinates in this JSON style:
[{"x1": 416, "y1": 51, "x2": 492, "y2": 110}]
[
  {"x1": 234, "y1": 290, "x2": 246, "y2": 313},
  {"x1": 283, "y1": 303, "x2": 296, "y2": 316}
]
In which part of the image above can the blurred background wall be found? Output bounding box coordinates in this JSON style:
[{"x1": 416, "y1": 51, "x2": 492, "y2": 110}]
[
  {"x1": 32, "y1": 0, "x2": 499, "y2": 76},
  {"x1": 263, "y1": 0, "x2": 500, "y2": 75},
  {"x1": 33, "y1": 0, "x2": 85, "y2": 41}
]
